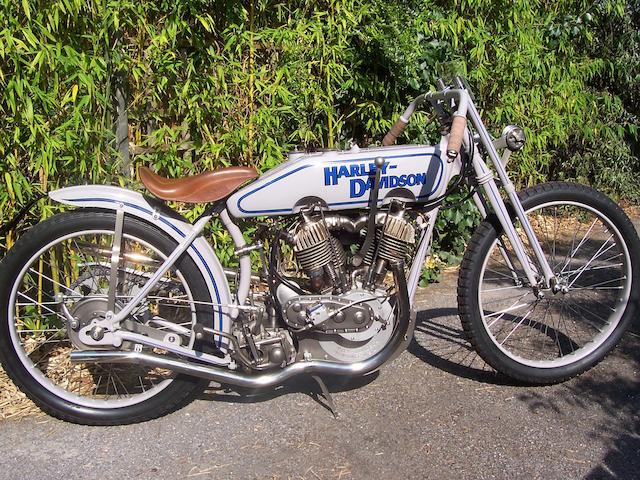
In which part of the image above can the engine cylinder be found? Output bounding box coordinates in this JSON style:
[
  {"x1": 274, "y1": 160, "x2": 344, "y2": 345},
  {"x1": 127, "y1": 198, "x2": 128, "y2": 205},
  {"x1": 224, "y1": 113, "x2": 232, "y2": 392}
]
[
  {"x1": 292, "y1": 217, "x2": 333, "y2": 272},
  {"x1": 362, "y1": 213, "x2": 415, "y2": 265},
  {"x1": 292, "y1": 213, "x2": 347, "y2": 292},
  {"x1": 378, "y1": 213, "x2": 415, "y2": 261}
]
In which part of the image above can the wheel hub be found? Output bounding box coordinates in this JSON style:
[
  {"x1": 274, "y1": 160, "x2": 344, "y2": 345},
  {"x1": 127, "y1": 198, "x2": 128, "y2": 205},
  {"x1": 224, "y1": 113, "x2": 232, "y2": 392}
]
[
  {"x1": 550, "y1": 275, "x2": 570, "y2": 295},
  {"x1": 68, "y1": 296, "x2": 117, "y2": 349}
]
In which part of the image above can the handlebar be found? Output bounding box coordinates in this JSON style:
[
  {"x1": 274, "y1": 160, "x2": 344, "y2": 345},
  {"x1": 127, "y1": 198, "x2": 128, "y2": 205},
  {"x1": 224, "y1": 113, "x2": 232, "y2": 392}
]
[
  {"x1": 446, "y1": 115, "x2": 467, "y2": 160},
  {"x1": 382, "y1": 118, "x2": 408, "y2": 146},
  {"x1": 382, "y1": 93, "x2": 426, "y2": 146},
  {"x1": 382, "y1": 88, "x2": 470, "y2": 160}
]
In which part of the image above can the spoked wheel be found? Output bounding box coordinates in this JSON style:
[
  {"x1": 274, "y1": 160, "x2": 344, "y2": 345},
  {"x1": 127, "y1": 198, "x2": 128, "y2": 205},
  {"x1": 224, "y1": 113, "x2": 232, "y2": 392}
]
[
  {"x1": 458, "y1": 182, "x2": 639, "y2": 384},
  {"x1": 0, "y1": 210, "x2": 214, "y2": 424}
]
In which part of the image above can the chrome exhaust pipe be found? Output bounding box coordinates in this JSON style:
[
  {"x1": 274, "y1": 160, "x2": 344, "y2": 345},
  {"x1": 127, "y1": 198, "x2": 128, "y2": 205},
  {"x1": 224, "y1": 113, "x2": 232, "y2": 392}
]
[
  {"x1": 71, "y1": 262, "x2": 413, "y2": 389},
  {"x1": 69, "y1": 349, "x2": 387, "y2": 388}
]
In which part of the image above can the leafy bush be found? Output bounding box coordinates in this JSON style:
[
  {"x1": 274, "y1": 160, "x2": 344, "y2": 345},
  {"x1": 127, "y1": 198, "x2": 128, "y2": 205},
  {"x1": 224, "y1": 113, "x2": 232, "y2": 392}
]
[
  {"x1": 420, "y1": 190, "x2": 481, "y2": 285},
  {"x1": 1, "y1": 0, "x2": 638, "y2": 276}
]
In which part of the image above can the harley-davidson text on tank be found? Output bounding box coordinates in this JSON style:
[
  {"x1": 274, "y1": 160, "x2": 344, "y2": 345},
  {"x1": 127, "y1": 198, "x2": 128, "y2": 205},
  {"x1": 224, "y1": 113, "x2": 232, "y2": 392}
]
[{"x1": 226, "y1": 142, "x2": 447, "y2": 218}]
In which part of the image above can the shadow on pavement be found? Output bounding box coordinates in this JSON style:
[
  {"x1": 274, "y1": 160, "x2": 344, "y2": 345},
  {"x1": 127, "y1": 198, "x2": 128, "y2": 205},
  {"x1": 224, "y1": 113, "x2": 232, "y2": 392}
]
[
  {"x1": 408, "y1": 307, "x2": 516, "y2": 385},
  {"x1": 197, "y1": 303, "x2": 639, "y2": 476},
  {"x1": 412, "y1": 305, "x2": 640, "y2": 480},
  {"x1": 519, "y1": 334, "x2": 640, "y2": 480},
  {"x1": 197, "y1": 370, "x2": 379, "y2": 415}
]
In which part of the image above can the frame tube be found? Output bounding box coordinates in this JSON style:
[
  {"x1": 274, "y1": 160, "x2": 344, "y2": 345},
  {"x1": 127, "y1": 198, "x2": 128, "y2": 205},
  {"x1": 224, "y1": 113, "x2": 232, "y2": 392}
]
[
  {"x1": 407, "y1": 211, "x2": 438, "y2": 301},
  {"x1": 220, "y1": 209, "x2": 251, "y2": 319},
  {"x1": 110, "y1": 215, "x2": 213, "y2": 324},
  {"x1": 106, "y1": 208, "x2": 125, "y2": 312}
]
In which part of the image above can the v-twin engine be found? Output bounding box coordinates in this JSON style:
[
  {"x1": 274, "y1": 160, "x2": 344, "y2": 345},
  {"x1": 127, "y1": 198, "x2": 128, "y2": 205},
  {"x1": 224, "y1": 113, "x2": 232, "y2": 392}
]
[
  {"x1": 268, "y1": 201, "x2": 417, "y2": 363},
  {"x1": 290, "y1": 201, "x2": 415, "y2": 293}
]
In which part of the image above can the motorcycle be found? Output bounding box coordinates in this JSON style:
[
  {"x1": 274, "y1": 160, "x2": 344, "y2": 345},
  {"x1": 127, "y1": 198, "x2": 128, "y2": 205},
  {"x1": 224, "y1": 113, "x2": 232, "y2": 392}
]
[{"x1": 1, "y1": 76, "x2": 637, "y2": 425}]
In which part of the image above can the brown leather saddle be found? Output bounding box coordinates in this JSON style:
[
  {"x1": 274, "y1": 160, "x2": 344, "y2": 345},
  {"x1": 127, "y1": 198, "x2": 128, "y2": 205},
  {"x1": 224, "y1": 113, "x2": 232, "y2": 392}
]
[{"x1": 138, "y1": 166, "x2": 259, "y2": 203}]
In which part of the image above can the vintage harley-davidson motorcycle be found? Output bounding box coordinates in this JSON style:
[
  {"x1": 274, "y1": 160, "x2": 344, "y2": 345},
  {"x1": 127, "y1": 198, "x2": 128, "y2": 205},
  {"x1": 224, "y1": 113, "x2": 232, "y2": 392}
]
[{"x1": 1, "y1": 77, "x2": 638, "y2": 424}]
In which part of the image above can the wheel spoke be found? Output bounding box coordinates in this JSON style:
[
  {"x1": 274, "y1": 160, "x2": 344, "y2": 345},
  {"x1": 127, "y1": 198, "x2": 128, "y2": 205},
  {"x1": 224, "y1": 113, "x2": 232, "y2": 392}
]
[
  {"x1": 27, "y1": 267, "x2": 78, "y2": 296},
  {"x1": 561, "y1": 262, "x2": 623, "y2": 276},
  {"x1": 7, "y1": 225, "x2": 198, "y2": 411},
  {"x1": 481, "y1": 284, "x2": 526, "y2": 293},
  {"x1": 475, "y1": 196, "x2": 630, "y2": 370},
  {"x1": 499, "y1": 305, "x2": 536, "y2": 346},
  {"x1": 571, "y1": 276, "x2": 626, "y2": 290},
  {"x1": 17, "y1": 291, "x2": 68, "y2": 323},
  {"x1": 559, "y1": 218, "x2": 598, "y2": 274},
  {"x1": 484, "y1": 268, "x2": 527, "y2": 283},
  {"x1": 566, "y1": 235, "x2": 616, "y2": 287}
]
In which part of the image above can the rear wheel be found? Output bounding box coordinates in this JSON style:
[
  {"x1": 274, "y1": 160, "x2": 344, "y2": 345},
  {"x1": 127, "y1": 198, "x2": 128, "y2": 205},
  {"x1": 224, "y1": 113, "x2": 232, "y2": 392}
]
[
  {"x1": 0, "y1": 210, "x2": 213, "y2": 424},
  {"x1": 458, "y1": 182, "x2": 639, "y2": 384}
]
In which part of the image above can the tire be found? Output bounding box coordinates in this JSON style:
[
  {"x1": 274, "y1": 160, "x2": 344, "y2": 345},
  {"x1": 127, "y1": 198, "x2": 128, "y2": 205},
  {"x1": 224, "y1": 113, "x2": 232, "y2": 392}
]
[
  {"x1": 0, "y1": 210, "x2": 213, "y2": 425},
  {"x1": 458, "y1": 182, "x2": 640, "y2": 384}
]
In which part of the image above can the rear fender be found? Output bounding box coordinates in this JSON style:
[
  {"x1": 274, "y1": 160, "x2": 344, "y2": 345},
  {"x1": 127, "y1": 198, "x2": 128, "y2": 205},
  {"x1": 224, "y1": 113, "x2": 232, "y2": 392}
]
[{"x1": 48, "y1": 185, "x2": 233, "y2": 349}]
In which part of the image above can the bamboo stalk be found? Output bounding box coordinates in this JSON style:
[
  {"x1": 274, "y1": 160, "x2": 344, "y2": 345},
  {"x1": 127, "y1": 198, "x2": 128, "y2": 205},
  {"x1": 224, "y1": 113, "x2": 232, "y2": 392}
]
[
  {"x1": 248, "y1": 1, "x2": 255, "y2": 166},
  {"x1": 63, "y1": 240, "x2": 72, "y2": 290},
  {"x1": 50, "y1": 247, "x2": 61, "y2": 297}
]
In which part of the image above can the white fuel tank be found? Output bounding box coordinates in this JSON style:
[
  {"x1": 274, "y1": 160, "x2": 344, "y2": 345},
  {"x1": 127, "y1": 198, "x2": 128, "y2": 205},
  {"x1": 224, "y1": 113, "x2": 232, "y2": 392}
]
[{"x1": 227, "y1": 141, "x2": 447, "y2": 218}]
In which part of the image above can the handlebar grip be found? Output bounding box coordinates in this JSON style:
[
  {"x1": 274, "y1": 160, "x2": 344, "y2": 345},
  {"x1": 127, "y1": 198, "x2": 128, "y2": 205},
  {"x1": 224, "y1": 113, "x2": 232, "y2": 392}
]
[
  {"x1": 446, "y1": 115, "x2": 467, "y2": 159},
  {"x1": 382, "y1": 118, "x2": 408, "y2": 146}
]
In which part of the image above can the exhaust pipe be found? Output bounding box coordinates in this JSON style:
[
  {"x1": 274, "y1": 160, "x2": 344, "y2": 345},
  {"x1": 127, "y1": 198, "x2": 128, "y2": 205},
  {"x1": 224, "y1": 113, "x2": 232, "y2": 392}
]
[{"x1": 71, "y1": 262, "x2": 413, "y2": 389}]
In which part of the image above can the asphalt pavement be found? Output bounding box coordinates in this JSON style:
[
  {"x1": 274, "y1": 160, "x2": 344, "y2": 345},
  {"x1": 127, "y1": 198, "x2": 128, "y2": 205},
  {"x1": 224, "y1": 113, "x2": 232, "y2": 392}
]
[{"x1": 0, "y1": 270, "x2": 638, "y2": 480}]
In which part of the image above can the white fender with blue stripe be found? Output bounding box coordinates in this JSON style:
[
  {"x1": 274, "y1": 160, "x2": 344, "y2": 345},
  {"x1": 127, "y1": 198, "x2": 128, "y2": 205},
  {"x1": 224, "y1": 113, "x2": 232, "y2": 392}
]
[{"x1": 48, "y1": 185, "x2": 233, "y2": 350}]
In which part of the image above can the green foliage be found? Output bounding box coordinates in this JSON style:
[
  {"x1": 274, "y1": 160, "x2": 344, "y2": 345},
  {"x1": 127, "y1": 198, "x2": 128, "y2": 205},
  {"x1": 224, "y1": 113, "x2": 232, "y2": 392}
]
[
  {"x1": 556, "y1": 141, "x2": 640, "y2": 202},
  {"x1": 433, "y1": 195, "x2": 480, "y2": 263},
  {"x1": 0, "y1": 0, "x2": 638, "y2": 275},
  {"x1": 420, "y1": 190, "x2": 481, "y2": 285}
]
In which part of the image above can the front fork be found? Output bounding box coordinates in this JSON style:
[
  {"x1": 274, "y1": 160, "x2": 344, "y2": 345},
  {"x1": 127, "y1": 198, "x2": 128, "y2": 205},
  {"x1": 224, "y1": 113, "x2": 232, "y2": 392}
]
[
  {"x1": 469, "y1": 151, "x2": 555, "y2": 290},
  {"x1": 449, "y1": 75, "x2": 555, "y2": 290},
  {"x1": 471, "y1": 191, "x2": 522, "y2": 287},
  {"x1": 405, "y1": 156, "x2": 555, "y2": 302}
]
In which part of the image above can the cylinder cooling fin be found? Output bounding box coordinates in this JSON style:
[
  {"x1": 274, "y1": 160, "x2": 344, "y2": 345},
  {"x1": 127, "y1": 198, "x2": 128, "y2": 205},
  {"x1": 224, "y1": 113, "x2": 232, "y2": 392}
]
[
  {"x1": 290, "y1": 211, "x2": 347, "y2": 292},
  {"x1": 378, "y1": 213, "x2": 415, "y2": 261},
  {"x1": 288, "y1": 202, "x2": 415, "y2": 293},
  {"x1": 362, "y1": 203, "x2": 415, "y2": 266},
  {"x1": 292, "y1": 218, "x2": 333, "y2": 272},
  {"x1": 330, "y1": 236, "x2": 347, "y2": 270}
]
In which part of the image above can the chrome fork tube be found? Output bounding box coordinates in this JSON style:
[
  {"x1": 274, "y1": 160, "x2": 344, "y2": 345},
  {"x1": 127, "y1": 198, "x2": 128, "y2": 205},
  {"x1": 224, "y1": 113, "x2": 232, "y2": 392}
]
[
  {"x1": 472, "y1": 153, "x2": 540, "y2": 287},
  {"x1": 466, "y1": 101, "x2": 554, "y2": 286},
  {"x1": 472, "y1": 192, "x2": 521, "y2": 285}
]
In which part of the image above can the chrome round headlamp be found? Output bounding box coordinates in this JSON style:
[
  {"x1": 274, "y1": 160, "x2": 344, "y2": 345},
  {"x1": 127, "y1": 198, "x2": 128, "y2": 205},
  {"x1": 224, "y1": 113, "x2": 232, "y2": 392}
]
[{"x1": 502, "y1": 125, "x2": 526, "y2": 151}]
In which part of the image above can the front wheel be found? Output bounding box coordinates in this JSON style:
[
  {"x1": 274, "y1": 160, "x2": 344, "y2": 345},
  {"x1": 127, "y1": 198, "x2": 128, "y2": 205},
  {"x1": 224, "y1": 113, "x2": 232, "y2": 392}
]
[{"x1": 458, "y1": 182, "x2": 639, "y2": 384}]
